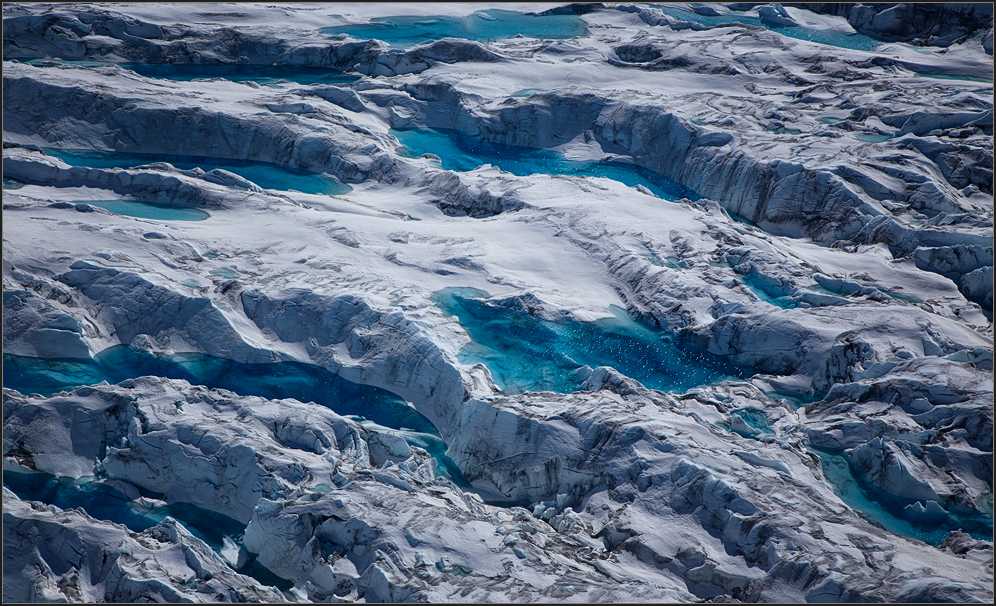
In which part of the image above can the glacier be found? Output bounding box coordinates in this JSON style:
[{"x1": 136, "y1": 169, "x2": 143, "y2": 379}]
[{"x1": 2, "y1": 2, "x2": 993, "y2": 603}]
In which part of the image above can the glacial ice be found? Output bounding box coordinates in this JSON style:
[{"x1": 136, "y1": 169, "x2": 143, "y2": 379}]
[{"x1": 3, "y1": 1, "x2": 993, "y2": 603}]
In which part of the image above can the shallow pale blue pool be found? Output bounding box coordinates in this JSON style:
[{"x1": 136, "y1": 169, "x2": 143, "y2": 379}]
[
  {"x1": 392, "y1": 127, "x2": 700, "y2": 200},
  {"x1": 321, "y1": 9, "x2": 588, "y2": 48},
  {"x1": 45, "y1": 149, "x2": 352, "y2": 195},
  {"x1": 649, "y1": 5, "x2": 882, "y2": 52},
  {"x1": 727, "y1": 407, "x2": 774, "y2": 438},
  {"x1": 509, "y1": 88, "x2": 549, "y2": 97},
  {"x1": 433, "y1": 287, "x2": 743, "y2": 394},
  {"x1": 856, "y1": 133, "x2": 892, "y2": 143},
  {"x1": 85, "y1": 200, "x2": 210, "y2": 221}
]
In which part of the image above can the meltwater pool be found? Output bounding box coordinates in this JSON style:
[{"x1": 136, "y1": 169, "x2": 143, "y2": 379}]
[
  {"x1": 2, "y1": 470, "x2": 294, "y2": 591},
  {"x1": 812, "y1": 447, "x2": 993, "y2": 546},
  {"x1": 433, "y1": 287, "x2": 743, "y2": 394}
]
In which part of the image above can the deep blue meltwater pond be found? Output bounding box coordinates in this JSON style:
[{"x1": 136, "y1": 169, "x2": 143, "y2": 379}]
[
  {"x1": 2, "y1": 346, "x2": 469, "y2": 486},
  {"x1": 2, "y1": 470, "x2": 294, "y2": 591},
  {"x1": 2, "y1": 471, "x2": 244, "y2": 552},
  {"x1": 321, "y1": 9, "x2": 588, "y2": 48},
  {"x1": 392, "y1": 127, "x2": 700, "y2": 200},
  {"x1": 433, "y1": 287, "x2": 743, "y2": 394},
  {"x1": 3, "y1": 347, "x2": 433, "y2": 434},
  {"x1": 44, "y1": 149, "x2": 351, "y2": 196}
]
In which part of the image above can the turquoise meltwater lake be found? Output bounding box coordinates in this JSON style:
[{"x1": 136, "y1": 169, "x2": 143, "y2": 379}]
[
  {"x1": 321, "y1": 9, "x2": 588, "y2": 48},
  {"x1": 856, "y1": 133, "x2": 893, "y2": 143},
  {"x1": 45, "y1": 149, "x2": 352, "y2": 196},
  {"x1": 433, "y1": 287, "x2": 742, "y2": 394},
  {"x1": 392, "y1": 127, "x2": 700, "y2": 201}
]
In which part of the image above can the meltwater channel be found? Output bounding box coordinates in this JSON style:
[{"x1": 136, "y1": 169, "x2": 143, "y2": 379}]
[{"x1": 392, "y1": 127, "x2": 701, "y2": 201}]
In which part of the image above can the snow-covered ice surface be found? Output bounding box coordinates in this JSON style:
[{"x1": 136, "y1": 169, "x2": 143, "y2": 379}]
[{"x1": 2, "y1": 1, "x2": 993, "y2": 602}]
